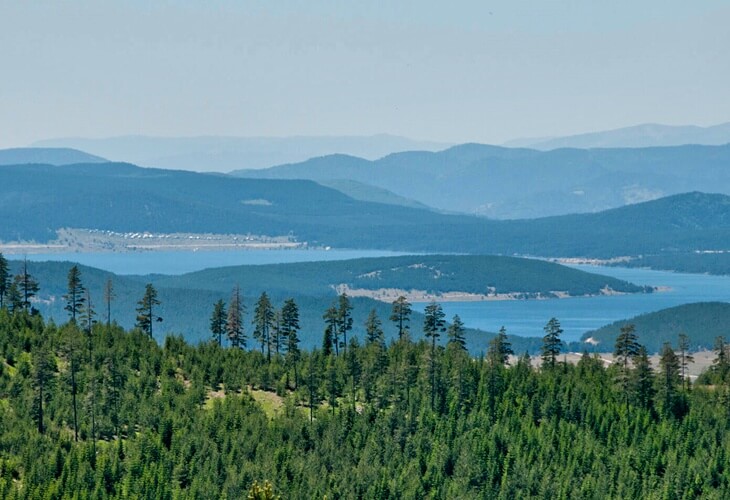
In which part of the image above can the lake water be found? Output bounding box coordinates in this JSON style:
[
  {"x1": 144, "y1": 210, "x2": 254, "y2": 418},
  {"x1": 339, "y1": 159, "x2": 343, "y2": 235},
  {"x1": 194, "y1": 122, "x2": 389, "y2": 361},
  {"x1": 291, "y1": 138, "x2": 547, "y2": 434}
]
[
  {"x1": 23, "y1": 249, "x2": 410, "y2": 275},
  {"x1": 22, "y1": 251, "x2": 730, "y2": 342},
  {"x1": 413, "y1": 265, "x2": 730, "y2": 342}
]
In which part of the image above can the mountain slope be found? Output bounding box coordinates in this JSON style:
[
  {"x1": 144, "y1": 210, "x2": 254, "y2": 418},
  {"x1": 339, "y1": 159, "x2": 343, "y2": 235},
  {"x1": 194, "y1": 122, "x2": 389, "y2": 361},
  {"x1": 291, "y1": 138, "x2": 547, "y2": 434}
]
[
  {"x1": 505, "y1": 122, "x2": 730, "y2": 150},
  {"x1": 0, "y1": 147, "x2": 107, "y2": 165},
  {"x1": 316, "y1": 179, "x2": 432, "y2": 210},
  {"x1": 582, "y1": 302, "x2": 730, "y2": 351},
  {"x1": 233, "y1": 143, "x2": 730, "y2": 218},
  {"x1": 0, "y1": 161, "x2": 487, "y2": 246}
]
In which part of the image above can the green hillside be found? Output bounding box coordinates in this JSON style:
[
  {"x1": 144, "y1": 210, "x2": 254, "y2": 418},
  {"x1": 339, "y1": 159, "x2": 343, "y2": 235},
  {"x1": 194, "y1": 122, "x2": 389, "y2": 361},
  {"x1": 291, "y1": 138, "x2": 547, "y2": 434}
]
[
  {"x1": 3, "y1": 309, "x2": 729, "y2": 497},
  {"x1": 581, "y1": 302, "x2": 730, "y2": 351}
]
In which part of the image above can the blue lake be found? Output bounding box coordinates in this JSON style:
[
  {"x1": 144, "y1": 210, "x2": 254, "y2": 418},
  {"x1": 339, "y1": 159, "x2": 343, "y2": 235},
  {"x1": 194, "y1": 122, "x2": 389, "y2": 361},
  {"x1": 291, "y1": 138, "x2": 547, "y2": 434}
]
[
  {"x1": 21, "y1": 251, "x2": 730, "y2": 342},
  {"x1": 23, "y1": 249, "x2": 410, "y2": 276},
  {"x1": 413, "y1": 265, "x2": 730, "y2": 342}
]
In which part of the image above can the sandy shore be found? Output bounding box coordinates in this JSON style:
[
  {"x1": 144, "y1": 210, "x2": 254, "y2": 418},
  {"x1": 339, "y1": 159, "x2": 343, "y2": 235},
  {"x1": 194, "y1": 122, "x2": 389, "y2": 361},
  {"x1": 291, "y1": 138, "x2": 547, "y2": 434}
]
[
  {"x1": 334, "y1": 284, "x2": 637, "y2": 303},
  {"x1": 0, "y1": 228, "x2": 304, "y2": 254}
]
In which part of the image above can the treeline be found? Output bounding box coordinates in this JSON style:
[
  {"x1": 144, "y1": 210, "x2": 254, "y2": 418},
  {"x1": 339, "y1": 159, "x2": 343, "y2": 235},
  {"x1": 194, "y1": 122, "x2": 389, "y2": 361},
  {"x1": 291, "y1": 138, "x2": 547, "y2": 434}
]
[
  {"x1": 615, "y1": 252, "x2": 730, "y2": 276},
  {"x1": 4, "y1": 276, "x2": 730, "y2": 496}
]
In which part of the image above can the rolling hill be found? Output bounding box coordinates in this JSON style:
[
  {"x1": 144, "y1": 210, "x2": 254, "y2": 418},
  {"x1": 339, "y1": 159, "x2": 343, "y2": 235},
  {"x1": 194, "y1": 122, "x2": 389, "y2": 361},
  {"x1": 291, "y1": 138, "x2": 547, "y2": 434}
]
[
  {"x1": 232, "y1": 143, "x2": 730, "y2": 218},
  {"x1": 0, "y1": 161, "x2": 482, "y2": 245},
  {"x1": 581, "y1": 302, "x2": 730, "y2": 352}
]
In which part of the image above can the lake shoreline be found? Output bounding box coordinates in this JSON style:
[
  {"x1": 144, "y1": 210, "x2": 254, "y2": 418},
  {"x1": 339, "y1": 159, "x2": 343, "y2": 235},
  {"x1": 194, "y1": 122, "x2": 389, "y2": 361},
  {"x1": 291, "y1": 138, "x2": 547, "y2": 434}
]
[{"x1": 335, "y1": 284, "x2": 663, "y2": 303}]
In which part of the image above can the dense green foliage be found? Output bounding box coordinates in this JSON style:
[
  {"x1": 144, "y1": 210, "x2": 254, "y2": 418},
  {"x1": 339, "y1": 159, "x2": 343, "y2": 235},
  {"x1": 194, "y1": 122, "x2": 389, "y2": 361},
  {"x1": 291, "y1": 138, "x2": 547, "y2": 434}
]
[
  {"x1": 3, "y1": 310, "x2": 730, "y2": 498},
  {"x1": 583, "y1": 302, "x2": 730, "y2": 351},
  {"x1": 234, "y1": 142, "x2": 730, "y2": 218}
]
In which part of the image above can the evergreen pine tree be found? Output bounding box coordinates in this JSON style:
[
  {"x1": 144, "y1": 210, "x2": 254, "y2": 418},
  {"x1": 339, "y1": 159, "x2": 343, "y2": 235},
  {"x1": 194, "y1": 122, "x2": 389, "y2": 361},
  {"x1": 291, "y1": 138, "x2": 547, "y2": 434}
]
[
  {"x1": 364, "y1": 309, "x2": 384, "y2": 346},
  {"x1": 389, "y1": 295, "x2": 412, "y2": 340},
  {"x1": 337, "y1": 293, "x2": 353, "y2": 355},
  {"x1": 614, "y1": 323, "x2": 641, "y2": 406},
  {"x1": 632, "y1": 345, "x2": 654, "y2": 410},
  {"x1": 0, "y1": 252, "x2": 10, "y2": 309},
  {"x1": 677, "y1": 332, "x2": 694, "y2": 390},
  {"x1": 658, "y1": 341, "x2": 682, "y2": 417},
  {"x1": 713, "y1": 335, "x2": 729, "y2": 381},
  {"x1": 423, "y1": 301, "x2": 446, "y2": 410},
  {"x1": 447, "y1": 314, "x2": 467, "y2": 352},
  {"x1": 210, "y1": 299, "x2": 227, "y2": 346},
  {"x1": 253, "y1": 292, "x2": 275, "y2": 361},
  {"x1": 226, "y1": 285, "x2": 245, "y2": 348},
  {"x1": 487, "y1": 326, "x2": 514, "y2": 367},
  {"x1": 323, "y1": 304, "x2": 339, "y2": 356},
  {"x1": 541, "y1": 317, "x2": 563, "y2": 369},
  {"x1": 15, "y1": 259, "x2": 39, "y2": 312},
  {"x1": 32, "y1": 347, "x2": 55, "y2": 434},
  {"x1": 6, "y1": 281, "x2": 22, "y2": 313},
  {"x1": 135, "y1": 284, "x2": 161, "y2": 338},
  {"x1": 104, "y1": 277, "x2": 115, "y2": 327},
  {"x1": 63, "y1": 265, "x2": 86, "y2": 322}
]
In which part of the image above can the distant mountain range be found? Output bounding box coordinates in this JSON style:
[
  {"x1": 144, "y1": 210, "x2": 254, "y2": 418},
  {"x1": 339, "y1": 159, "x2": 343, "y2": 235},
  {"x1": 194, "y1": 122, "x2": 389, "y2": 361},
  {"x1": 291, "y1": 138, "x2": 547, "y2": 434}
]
[
  {"x1": 0, "y1": 160, "x2": 728, "y2": 259},
  {"x1": 503, "y1": 122, "x2": 730, "y2": 150},
  {"x1": 0, "y1": 147, "x2": 107, "y2": 165},
  {"x1": 31, "y1": 135, "x2": 450, "y2": 172},
  {"x1": 233, "y1": 143, "x2": 730, "y2": 218}
]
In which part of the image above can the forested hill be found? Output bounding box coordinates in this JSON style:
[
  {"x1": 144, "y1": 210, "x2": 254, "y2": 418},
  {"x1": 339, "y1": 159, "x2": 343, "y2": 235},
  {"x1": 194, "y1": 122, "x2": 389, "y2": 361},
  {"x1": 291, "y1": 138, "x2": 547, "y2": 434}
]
[
  {"x1": 1, "y1": 161, "x2": 730, "y2": 259},
  {"x1": 232, "y1": 143, "x2": 730, "y2": 218},
  {"x1": 151, "y1": 254, "x2": 646, "y2": 297},
  {"x1": 0, "y1": 161, "x2": 476, "y2": 244},
  {"x1": 582, "y1": 302, "x2": 730, "y2": 352},
  {"x1": 3, "y1": 308, "x2": 730, "y2": 497},
  {"x1": 4, "y1": 255, "x2": 639, "y2": 350},
  {"x1": 611, "y1": 252, "x2": 730, "y2": 276},
  {"x1": 0, "y1": 147, "x2": 107, "y2": 166}
]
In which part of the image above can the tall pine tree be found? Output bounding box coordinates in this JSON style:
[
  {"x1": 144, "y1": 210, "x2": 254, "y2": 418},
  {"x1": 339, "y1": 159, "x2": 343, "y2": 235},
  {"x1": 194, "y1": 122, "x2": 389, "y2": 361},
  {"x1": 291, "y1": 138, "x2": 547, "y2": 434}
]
[
  {"x1": 253, "y1": 292, "x2": 275, "y2": 361},
  {"x1": 423, "y1": 301, "x2": 446, "y2": 410},
  {"x1": 541, "y1": 317, "x2": 563, "y2": 370},
  {"x1": 63, "y1": 265, "x2": 86, "y2": 322},
  {"x1": 210, "y1": 299, "x2": 227, "y2": 346},
  {"x1": 226, "y1": 285, "x2": 245, "y2": 348},
  {"x1": 390, "y1": 295, "x2": 412, "y2": 340},
  {"x1": 135, "y1": 284, "x2": 161, "y2": 337},
  {"x1": 0, "y1": 252, "x2": 9, "y2": 309}
]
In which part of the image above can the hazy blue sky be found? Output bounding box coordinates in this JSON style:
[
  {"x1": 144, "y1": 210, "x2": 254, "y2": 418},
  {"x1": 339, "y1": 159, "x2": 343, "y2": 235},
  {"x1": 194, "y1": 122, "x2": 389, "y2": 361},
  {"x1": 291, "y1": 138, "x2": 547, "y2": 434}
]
[{"x1": 1, "y1": 1, "x2": 728, "y2": 147}]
